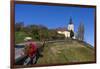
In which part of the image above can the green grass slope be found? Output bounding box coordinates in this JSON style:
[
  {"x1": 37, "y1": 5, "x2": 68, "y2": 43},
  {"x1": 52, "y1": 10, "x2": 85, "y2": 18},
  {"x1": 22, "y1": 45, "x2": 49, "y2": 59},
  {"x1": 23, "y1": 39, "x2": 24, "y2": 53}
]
[{"x1": 36, "y1": 39, "x2": 95, "y2": 65}]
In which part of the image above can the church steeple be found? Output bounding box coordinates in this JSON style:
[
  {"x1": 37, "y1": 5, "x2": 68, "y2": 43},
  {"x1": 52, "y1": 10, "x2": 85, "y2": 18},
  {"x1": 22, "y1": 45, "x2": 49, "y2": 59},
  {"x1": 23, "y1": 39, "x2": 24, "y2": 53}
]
[
  {"x1": 69, "y1": 17, "x2": 73, "y2": 24},
  {"x1": 68, "y1": 17, "x2": 74, "y2": 32}
]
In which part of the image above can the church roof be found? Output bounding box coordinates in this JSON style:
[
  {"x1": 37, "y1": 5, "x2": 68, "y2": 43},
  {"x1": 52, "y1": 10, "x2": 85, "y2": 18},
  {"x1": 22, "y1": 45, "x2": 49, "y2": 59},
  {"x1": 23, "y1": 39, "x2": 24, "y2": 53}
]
[
  {"x1": 56, "y1": 27, "x2": 66, "y2": 31},
  {"x1": 56, "y1": 27, "x2": 70, "y2": 32}
]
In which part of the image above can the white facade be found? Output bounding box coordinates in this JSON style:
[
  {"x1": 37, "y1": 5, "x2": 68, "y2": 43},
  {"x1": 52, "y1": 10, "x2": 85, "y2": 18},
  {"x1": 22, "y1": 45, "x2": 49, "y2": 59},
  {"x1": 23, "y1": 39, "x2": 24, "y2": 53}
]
[
  {"x1": 57, "y1": 31, "x2": 70, "y2": 38},
  {"x1": 57, "y1": 23, "x2": 75, "y2": 39},
  {"x1": 68, "y1": 24, "x2": 74, "y2": 31},
  {"x1": 64, "y1": 31, "x2": 70, "y2": 38}
]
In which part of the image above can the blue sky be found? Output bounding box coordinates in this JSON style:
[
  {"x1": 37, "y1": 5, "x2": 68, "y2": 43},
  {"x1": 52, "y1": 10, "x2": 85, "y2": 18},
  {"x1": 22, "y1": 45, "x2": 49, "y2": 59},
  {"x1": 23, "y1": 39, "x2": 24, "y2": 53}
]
[{"x1": 15, "y1": 4, "x2": 95, "y2": 46}]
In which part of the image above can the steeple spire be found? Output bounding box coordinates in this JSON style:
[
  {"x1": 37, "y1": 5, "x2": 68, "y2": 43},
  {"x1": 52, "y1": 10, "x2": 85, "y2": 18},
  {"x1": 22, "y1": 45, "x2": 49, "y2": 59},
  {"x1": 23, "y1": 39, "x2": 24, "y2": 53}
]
[{"x1": 69, "y1": 17, "x2": 73, "y2": 24}]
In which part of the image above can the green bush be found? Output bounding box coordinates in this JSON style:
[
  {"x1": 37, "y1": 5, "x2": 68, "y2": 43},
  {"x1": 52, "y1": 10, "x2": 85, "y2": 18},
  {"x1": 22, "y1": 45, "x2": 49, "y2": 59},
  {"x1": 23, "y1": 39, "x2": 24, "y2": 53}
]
[{"x1": 15, "y1": 32, "x2": 29, "y2": 44}]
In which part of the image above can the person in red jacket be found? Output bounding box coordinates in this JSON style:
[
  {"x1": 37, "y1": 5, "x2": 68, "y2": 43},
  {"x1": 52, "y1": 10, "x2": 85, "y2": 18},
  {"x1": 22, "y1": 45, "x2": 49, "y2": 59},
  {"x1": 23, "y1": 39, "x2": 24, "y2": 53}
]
[
  {"x1": 28, "y1": 43, "x2": 37, "y2": 58},
  {"x1": 24, "y1": 37, "x2": 37, "y2": 65}
]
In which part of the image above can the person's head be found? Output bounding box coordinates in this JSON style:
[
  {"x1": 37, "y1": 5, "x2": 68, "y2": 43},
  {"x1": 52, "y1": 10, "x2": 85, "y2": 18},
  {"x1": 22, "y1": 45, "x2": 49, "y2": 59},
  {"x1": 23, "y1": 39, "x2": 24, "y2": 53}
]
[{"x1": 24, "y1": 37, "x2": 32, "y2": 42}]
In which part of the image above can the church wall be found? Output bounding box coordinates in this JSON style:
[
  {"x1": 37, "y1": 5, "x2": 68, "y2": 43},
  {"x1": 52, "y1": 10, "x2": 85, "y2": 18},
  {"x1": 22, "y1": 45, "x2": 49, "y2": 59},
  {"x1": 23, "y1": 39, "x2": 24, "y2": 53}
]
[{"x1": 68, "y1": 24, "x2": 74, "y2": 31}]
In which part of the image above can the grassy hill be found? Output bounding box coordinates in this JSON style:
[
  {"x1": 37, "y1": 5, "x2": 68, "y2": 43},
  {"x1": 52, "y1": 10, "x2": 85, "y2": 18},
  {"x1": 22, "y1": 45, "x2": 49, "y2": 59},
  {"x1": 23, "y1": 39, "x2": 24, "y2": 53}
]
[{"x1": 36, "y1": 39, "x2": 95, "y2": 65}]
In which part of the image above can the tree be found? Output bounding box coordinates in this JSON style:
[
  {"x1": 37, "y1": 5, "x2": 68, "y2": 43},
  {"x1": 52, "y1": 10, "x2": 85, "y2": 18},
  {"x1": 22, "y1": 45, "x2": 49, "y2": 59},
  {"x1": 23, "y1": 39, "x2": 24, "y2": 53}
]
[
  {"x1": 70, "y1": 30, "x2": 74, "y2": 38},
  {"x1": 15, "y1": 22, "x2": 24, "y2": 31},
  {"x1": 77, "y1": 22, "x2": 84, "y2": 41},
  {"x1": 39, "y1": 29, "x2": 49, "y2": 41}
]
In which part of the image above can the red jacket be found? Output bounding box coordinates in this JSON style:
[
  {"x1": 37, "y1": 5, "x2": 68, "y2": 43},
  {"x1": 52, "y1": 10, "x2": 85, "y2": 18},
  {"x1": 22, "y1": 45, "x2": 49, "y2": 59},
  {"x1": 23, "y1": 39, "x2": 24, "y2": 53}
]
[{"x1": 28, "y1": 43, "x2": 37, "y2": 57}]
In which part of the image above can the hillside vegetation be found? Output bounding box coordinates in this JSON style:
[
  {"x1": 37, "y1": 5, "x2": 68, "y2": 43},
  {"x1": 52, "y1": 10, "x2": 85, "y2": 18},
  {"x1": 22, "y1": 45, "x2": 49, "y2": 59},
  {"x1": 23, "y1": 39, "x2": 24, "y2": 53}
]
[
  {"x1": 15, "y1": 23, "x2": 95, "y2": 65},
  {"x1": 36, "y1": 39, "x2": 95, "y2": 65}
]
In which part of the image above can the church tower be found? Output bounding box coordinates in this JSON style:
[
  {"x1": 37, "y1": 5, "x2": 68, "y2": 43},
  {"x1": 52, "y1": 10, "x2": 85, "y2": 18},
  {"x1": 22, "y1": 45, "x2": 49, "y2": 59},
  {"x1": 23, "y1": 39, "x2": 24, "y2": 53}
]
[{"x1": 68, "y1": 17, "x2": 74, "y2": 32}]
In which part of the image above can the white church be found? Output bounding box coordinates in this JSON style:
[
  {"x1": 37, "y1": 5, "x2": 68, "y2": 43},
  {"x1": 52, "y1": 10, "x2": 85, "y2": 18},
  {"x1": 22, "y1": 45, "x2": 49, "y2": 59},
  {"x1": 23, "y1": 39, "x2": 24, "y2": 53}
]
[{"x1": 57, "y1": 18, "x2": 75, "y2": 39}]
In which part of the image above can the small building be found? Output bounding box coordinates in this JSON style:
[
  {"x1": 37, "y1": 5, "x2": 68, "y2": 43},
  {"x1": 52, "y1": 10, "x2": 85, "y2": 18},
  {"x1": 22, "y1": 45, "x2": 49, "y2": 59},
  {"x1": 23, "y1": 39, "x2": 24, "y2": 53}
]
[{"x1": 57, "y1": 18, "x2": 75, "y2": 39}]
